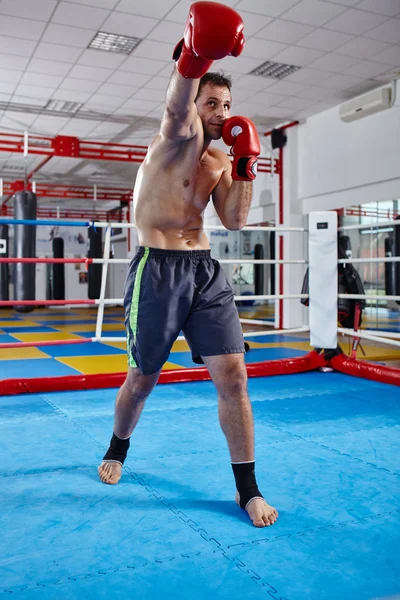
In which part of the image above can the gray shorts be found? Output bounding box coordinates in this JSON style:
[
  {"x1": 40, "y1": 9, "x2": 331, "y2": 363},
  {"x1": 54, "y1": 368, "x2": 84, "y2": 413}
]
[{"x1": 124, "y1": 247, "x2": 245, "y2": 375}]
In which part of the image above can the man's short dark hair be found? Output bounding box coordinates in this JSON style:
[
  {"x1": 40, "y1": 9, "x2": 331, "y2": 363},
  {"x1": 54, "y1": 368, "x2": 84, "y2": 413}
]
[{"x1": 195, "y1": 72, "x2": 232, "y2": 101}]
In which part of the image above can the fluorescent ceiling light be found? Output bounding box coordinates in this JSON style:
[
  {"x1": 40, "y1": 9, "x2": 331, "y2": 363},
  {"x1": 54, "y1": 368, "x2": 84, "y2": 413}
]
[
  {"x1": 89, "y1": 31, "x2": 142, "y2": 54},
  {"x1": 45, "y1": 100, "x2": 83, "y2": 114}
]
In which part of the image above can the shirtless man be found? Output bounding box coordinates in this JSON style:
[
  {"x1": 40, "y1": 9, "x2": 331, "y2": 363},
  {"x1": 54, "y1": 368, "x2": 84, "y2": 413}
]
[{"x1": 98, "y1": 1, "x2": 278, "y2": 528}]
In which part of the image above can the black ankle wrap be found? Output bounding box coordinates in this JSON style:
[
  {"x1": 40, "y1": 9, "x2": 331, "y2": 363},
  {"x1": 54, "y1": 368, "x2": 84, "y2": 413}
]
[
  {"x1": 103, "y1": 433, "x2": 130, "y2": 465},
  {"x1": 232, "y1": 461, "x2": 264, "y2": 509}
]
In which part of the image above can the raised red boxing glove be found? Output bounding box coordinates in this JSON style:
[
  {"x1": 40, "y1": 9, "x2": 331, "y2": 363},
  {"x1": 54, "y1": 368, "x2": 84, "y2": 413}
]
[
  {"x1": 222, "y1": 116, "x2": 261, "y2": 181},
  {"x1": 173, "y1": 1, "x2": 245, "y2": 79}
]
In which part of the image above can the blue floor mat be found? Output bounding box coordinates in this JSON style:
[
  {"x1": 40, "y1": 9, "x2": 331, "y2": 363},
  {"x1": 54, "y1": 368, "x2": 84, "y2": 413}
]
[
  {"x1": 0, "y1": 359, "x2": 80, "y2": 379},
  {"x1": 41, "y1": 342, "x2": 126, "y2": 358},
  {"x1": 1, "y1": 372, "x2": 399, "y2": 599}
]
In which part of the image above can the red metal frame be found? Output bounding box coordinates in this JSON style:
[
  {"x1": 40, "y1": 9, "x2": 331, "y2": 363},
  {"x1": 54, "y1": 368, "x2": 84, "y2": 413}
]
[
  {"x1": 0, "y1": 131, "x2": 276, "y2": 216},
  {"x1": 0, "y1": 133, "x2": 148, "y2": 162},
  {"x1": 264, "y1": 121, "x2": 299, "y2": 330},
  {"x1": 0, "y1": 132, "x2": 276, "y2": 171},
  {"x1": 278, "y1": 146, "x2": 284, "y2": 329},
  {"x1": 337, "y1": 206, "x2": 399, "y2": 220},
  {"x1": 1, "y1": 205, "x2": 123, "y2": 221},
  {"x1": 1, "y1": 181, "x2": 132, "y2": 201}
]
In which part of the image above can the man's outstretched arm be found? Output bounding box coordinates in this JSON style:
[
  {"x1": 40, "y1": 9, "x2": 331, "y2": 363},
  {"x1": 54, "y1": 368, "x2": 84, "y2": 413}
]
[
  {"x1": 161, "y1": 69, "x2": 200, "y2": 141},
  {"x1": 160, "y1": 1, "x2": 245, "y2": 141}
]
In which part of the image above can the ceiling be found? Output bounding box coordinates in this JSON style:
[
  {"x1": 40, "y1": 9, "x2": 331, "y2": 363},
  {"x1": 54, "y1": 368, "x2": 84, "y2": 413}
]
[{"x1": 0, "y1": 0, "x2": 399, "y2": 209}]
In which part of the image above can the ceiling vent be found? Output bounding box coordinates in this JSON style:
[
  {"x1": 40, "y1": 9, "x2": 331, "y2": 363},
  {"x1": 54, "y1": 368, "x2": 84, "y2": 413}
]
[
  {"x1": 2, "y1": 165, "x2": 25, "y2": 172},
  {"x1": 250, "y1": 60, "x2": 300, "y2": 80},
  {"x1": 89, "y1": 32, "x2": 142, "y2": 54}
]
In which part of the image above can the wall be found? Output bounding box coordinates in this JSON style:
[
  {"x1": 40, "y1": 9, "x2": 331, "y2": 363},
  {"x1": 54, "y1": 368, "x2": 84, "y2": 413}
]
[{"x1": 298, "y1": 81, "x2": 400, "y2": 214}]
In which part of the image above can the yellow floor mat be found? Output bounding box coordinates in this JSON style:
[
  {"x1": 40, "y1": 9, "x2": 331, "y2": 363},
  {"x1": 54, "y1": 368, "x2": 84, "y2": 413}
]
[
  {"x1": 247, "y1": 340, "x2": 313, "y2": 351},
  {"x1": 11, "y1": 332, "x2": 85, "y2": 342},
  {"x1": 102, "y1": 339, "x2": 191, "y2": 353},
  {"x1": 354, "y1": 345, "x2": 400, "y2": 361},
  {"x1": 56, "y1": 355, "x2": 128, "y2": 374},
  {"x1": 53, "y1": 323, "x2": 124, "y2": 332},
  {"x1": 102, "y1": 341, "x2": 126, "y2": 351},
  {"x1": 0, "y1": 320, "x2": 40, "y2": 328},
  {"x1": 171, "y1": 340, "x2": 191, "y2": 352},
  {"x1": 27, "y1": 316, "x2": 99, "y2": 322},
  {"x1": 56, "y1": 355, "x2": 184, "y2": 374},
  {"x1": 0, "y1": 347, "x2": 50, "y2": 360}
]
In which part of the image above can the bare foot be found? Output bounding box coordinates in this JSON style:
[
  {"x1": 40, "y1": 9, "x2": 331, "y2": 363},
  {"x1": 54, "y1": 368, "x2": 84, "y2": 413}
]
[
  {"x1": 236, "y1": 491, "x2": 278, "y2": 528},
  {"x1": 98, "y1": 461, "x2": 122, "y2": 484}
]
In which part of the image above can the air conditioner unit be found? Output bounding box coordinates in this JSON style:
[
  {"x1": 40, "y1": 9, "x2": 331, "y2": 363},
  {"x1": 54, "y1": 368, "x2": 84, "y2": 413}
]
[{"x1": 339, "y1": 87, "x2": 392, "y2": 122}]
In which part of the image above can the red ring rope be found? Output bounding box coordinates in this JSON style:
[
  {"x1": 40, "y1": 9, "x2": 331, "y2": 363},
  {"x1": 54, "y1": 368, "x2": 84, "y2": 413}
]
[
  {"x1": 0, "y1": 258, "x2": 92, "y2": 264},
  {"x1": 0, "y1": 300, "x2": 95, "y2": 306},
  {"x1": 0, "y1": 338, "x2": 91, "y2": 349}
]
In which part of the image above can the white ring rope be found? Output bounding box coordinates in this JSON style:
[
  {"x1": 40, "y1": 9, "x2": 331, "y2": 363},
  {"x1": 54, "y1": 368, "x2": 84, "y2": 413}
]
[
  {"x1": 90, "y1": 222, "x2": 307, "y2": 232},
  {"x1": 338, "y1": 328, "x2": 400, "y2": 349},
  {"x1": 338, "y1": 220, "x2": 400, "y2": 232},
  {"x1": 339, "y1": 257, "x2": 400, "y2": 264},
  {"x1": 90, "y1": 258, "x2": 308, "y2": 265},
  {"x1": 94, "y1": 295, "x2": 309, "y2": 305},
  {"x1": 338, "y1": 293, "x2": 400, "y2": 301},
  {"x1": 91, "y1": 327, "x2": 310, "y2": 344}
]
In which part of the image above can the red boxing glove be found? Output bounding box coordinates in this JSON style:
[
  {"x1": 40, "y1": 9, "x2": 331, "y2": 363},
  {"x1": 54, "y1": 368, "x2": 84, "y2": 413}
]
[
  {"x1": 173, "y1": 1, "x2": 245, "y2": 79},
  {"x1": 222, "y1": 116, "x2": 261, "y2": 181}
]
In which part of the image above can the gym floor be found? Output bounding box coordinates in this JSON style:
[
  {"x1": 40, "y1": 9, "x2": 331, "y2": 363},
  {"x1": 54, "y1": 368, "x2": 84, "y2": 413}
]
[
  {"x1": 1, "y1": 370, "x2": 399, "y2": 599},
  {"x1": 0, "y1": 306, "x2": 399, "y2": 379}
]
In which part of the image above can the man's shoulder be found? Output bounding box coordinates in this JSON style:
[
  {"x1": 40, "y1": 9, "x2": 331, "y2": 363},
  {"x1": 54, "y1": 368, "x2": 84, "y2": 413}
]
[{"x1": 208, "y1": 146, "x2": 230, "y2": 166}]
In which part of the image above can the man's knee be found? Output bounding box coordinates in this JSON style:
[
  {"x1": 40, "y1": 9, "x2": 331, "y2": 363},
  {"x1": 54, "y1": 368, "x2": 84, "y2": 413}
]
[
  {"x1": 217, "y1": 364, "x2": 248, "y2": 399},
  {"x1": 124, "y1": 368, "x2": 159, "y2": 401}
]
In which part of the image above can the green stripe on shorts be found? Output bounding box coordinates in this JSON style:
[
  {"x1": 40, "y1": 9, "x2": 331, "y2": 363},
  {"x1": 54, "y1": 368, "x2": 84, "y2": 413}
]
[{"x1": 127, "y1": 247, "x2": 149, "y2": 367}]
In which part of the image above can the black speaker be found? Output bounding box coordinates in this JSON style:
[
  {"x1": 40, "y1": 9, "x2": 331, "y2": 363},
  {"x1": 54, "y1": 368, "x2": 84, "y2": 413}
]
[{"x1": 271, "y1": 128, "x2": 287, "y2": 150}]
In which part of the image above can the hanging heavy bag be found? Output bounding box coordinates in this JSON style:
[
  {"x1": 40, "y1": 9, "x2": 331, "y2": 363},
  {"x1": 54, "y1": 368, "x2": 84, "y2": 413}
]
[{"x1": 13, "y1": 191, "x2": 37, "y2": 313}]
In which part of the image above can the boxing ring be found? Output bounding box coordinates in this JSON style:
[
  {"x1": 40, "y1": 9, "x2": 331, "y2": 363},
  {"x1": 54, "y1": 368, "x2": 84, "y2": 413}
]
[{"x1": 0, "y1": 209, "x2": 399, "y2": 599}]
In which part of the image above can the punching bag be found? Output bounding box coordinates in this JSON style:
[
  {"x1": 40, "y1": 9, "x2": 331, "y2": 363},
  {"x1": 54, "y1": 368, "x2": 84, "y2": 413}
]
[
  {"x1": 254, "y1": 243, "x2": 264, "y2": 297},
  {"x1": 0, "y1": 224, "x2": 9, "y2": 302},
  {"x1": 269, "y1": 232, "x2": 275, "y2": 295},
  {"x1": 13, "y1": 191, "x2": 37, "y2": 313},
  {"x1": 384, "y1": 236, "x2": 395, "y2": 297},
  {"x1": 88, "y1": 227, "x2": 102, "y2": 299},
  {"x1": 46, "y1": 262, "x2": 52, "y2": 300},
  {"x1": 395, "y1": 217, "x2": 400, "y2": 305},
  {"x1": 52, "y1": 237, "x2": 65, "y2": 300}
]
